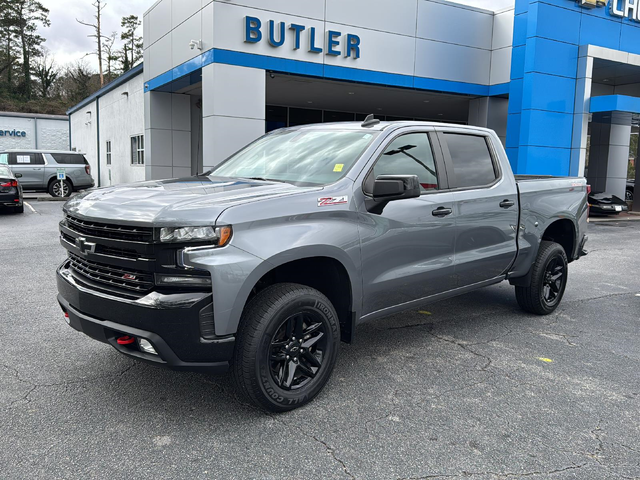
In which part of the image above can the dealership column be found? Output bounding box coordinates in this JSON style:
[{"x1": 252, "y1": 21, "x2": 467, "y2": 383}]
[
  {"x1": 144, "y1": 92, "x2": 192, "y2": 180},
  {"x1": 587, "y1": 112, "x2": 631, "y2": 199},
  {"x1": 201, "y1": 63, "x2": 265, "y2": 169}
]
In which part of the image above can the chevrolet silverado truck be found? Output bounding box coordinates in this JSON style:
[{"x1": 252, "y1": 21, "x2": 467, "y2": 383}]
[{"x1": 57, "y1": 119, "x2": 588, "y2": 412}]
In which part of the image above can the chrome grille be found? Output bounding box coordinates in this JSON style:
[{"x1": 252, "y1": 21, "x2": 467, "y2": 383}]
[
  {"x1": 65, "y1": 214, "x2": 153, "y2": 242},
  {"x1": 68, "y1": 253, "x2": 154, "y2": 293}
]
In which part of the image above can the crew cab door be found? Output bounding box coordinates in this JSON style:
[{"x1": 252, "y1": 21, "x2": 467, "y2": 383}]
[
  {"x1": 8, "y1": 152, "x2": 45, "y2": 188},
  {"x1": 357, "y1": 130, "x2": 457, "y2": 316},
  {"x1": 437, "y1": 129, "x2": 518, "y2": 287}
]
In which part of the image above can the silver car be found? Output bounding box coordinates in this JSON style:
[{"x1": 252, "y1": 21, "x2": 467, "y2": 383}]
[{"x1": 0, "y1": 150, "x2": 94, "y2": 197}]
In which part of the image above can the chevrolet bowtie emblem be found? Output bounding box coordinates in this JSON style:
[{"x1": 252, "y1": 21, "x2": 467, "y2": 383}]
[
  {"x1": 76, "y1": 236, "x2": 96, "y2": 254},
  {"x1": 575, "y1": 0, "x2": 606, "y2": 7}
]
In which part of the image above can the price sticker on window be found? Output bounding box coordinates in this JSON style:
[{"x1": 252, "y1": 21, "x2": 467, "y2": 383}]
[{"x1": 333, "y1": 164, "x2": 344, "y2": 172}]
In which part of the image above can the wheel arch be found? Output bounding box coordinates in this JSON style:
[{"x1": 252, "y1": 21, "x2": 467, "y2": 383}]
[
  {"x1": 47, "y1": 175, "x2": 74, "y2": 190},
  {"x1": 231, "y1": 246, "x2": 361, "y2": 343},
  {"x1": 510, "y1": 217, "x2": 577, "y2": 287},
  {"x1": 541, "y1": 218, "x2": 576, "y2": 261}
]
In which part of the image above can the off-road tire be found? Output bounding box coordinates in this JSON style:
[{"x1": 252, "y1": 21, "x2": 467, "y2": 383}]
[
  {"x1": 231, "y1": 283, "x2": 340, "y2": 412},
  {"x1": 515, "y1": 241, "x2": 568, "y2": 315}
]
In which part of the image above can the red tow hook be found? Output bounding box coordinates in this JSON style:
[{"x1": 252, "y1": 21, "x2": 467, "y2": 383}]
[
  {"x1": 117, "y1": 335, "x2": 136, "y2": 345},
  {"x1": 64, "y1": 312, "x2": 69, "y2": 318}
]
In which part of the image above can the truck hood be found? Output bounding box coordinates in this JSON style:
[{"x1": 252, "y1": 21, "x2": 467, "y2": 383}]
[{"x1": 63, "y1": 176, "x2": 319, "y2": 225}]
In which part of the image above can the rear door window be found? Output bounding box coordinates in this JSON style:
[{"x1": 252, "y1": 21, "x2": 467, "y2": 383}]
[
  {"x1": 443, "y1": 133, "x2": 497, "y2": 189},
  {"x1": 8, "y1": 153, "x2": 44, "y2": 165},
  {"x1": 369, "y1": 133, "x2": 439, "y2": 192},
  {"x1": 50, "y1": 153, "x2": 88, "y2": 165}
]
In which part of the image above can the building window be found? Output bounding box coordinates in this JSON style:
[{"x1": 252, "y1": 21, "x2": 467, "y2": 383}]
[
  {"x1": 131, "y1": 135, "x2": 144, "y2": 165},
  {"x1": 106, "y1": 141, "x2": 112, "y2": 165}
]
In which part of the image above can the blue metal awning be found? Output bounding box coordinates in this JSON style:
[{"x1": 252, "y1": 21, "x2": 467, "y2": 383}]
[{"x1": 590, "y1": 95, "x2": 640, "y2": 114}]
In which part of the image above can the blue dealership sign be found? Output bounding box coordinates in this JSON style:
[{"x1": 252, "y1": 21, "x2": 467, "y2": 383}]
[
  {"x1": 0, "y1": 129, "x2": 26, "y2": 137},
  {"x1": 244, "y1": 16, "x2": 361, "y2": 59}
]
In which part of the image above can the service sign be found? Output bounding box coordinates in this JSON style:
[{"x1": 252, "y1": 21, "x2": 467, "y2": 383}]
[
  {"x1": 57, "y1": 168, "x2": 66, "y2": 180},
  {"x1": 0, "y1": 129, "x2": 27, "y2": 137}
]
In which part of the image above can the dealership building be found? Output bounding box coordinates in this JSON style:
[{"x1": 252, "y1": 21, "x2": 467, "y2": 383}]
[
  {"x1": 0, "y1": 112, "x2": 69, "y2": 151},
  {"x1": 68, "y1": 0, "x2": 640, "y2": 199}
]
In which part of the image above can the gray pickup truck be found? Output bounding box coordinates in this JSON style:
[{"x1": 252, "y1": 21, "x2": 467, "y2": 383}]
[{"x1": 57, "y1": 120, "x2": 588, "y2": 411}]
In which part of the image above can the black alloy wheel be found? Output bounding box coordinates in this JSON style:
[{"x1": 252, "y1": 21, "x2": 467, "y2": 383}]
[
  {"x1": 269, "y1": 312, "x2": 327, "y2": 390},
  {"x1": 515, "y1": 240, "x2": 568, "y2": 315},
  {"x1": 541, "y1": 256, "x2": 565, "y2": 307},
  {"x1": 232, "y1": 283, "x2": 340, "y2": 412}
]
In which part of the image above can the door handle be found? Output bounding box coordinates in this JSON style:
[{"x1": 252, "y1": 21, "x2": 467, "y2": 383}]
[
  {"x1": 432, "y1": 206, "x2": 453, "y2": 217},
  {"x1": 499, "y1": 199, "x2": 515, "y2": 208}
]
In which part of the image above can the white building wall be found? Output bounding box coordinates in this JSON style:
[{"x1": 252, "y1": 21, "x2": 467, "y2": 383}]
[
  {"x1": 143, "y1": 0, "x2": 512, "y2": 86},
  {"x1": 70, "y1": 101, "x2": 98, "y2": 181},
  {"x1": 0, "y1": 114, "x2": 69, "y2": 151},
  {"x1": 98, "y1": 73, "x2": 146, "y2": 186}
]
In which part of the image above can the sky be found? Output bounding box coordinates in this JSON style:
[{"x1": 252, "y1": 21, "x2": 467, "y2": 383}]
[
  {"x1": 38, "y1": 0, "x2": 514, "y2": 72},
  {"x1": 39, "y1": 0, "x2": 154, "y2": 71}
]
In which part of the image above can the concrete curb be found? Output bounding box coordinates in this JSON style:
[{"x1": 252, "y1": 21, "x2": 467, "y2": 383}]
[{"x1": 588, "y1": 215, "x2": 640, "y2": 223}]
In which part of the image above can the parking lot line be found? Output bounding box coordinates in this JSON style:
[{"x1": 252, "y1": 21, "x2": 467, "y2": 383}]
[{"x1": 24, "y1": 202, "x2": 36, "y2": 213}]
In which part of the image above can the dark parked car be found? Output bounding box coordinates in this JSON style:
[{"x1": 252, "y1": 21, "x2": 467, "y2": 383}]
[
  {"x1": 627, "y1": 179, "x2": 634, "y2": 201},
  {"x1": 0, "y1": 165, "x2": 24, "y2": 213},
  {"x1": 589, "y1": 191, "x2": 628, "y2": 215}
]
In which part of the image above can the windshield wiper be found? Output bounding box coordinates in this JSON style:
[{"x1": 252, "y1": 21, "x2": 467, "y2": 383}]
[{"x1": 245, "y1": 177, "x2": 289, "y2": 184}]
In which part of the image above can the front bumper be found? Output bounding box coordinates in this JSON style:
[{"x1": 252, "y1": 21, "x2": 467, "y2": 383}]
[{"x1": 56, "y1": 261, "x2": 234, "y2": 373}]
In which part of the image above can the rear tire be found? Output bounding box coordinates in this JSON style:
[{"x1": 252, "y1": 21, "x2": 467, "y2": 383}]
[
  {"x1": 231, "y1": 283, "x2": 340, "y2": 412},
  {"x1": 515, "y1": 241, "x2": 568, "y2": 315},
  {"x1": 15, "y1": 205, "x2": 24, "y2": 214},
  {"x1": 48, "y1": 179, "x2": 72, "y2": 198}
]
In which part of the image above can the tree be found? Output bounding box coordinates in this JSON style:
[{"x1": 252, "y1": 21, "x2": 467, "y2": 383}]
[
  {"x1": 77, "y1": 0, "x2": 106, "y2": 87},
  {"x1": 61, "y1": 60, "x2": 95, "y2": 104},
  {"x1": 11, "y1": 0, "x2": 50, "y2": 99},
  {"x1": 120, "y1": 14, "x2": 141, "y2": 71},
  {"x1": 33, "y1": 47, "x2": 57, "y2": 97},
  {"x1": 0, "y1": 0, "x2": 20, "y2": 87},
  {"x1": 102, "y1": 30, "x2": 118, "y2": 82}
]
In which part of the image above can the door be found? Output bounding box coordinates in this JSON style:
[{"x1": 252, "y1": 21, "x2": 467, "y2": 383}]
[
  {"x1": 358, "y1": 131, "x2": 457, "y2": 316},
  {"x1": 438, "y1": 131, "x2": 518, "y2": 287},
  {"x1": 8, "y1": 152, "x2": 45, "y2": 188}
]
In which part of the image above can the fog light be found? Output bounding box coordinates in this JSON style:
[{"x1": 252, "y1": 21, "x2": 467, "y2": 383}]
[{"x1": 138, "y1": 338, "x2": 158, "y2": 355}]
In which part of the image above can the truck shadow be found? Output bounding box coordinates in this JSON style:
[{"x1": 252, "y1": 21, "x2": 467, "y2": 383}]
[{"x1": 86, "y1": 284, "x2": 530, "y2": 419}]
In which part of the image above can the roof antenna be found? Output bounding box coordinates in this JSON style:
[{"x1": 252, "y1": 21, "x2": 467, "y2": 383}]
[{"x1": 361, "y1": 114, "x2": 380, "y2": 128}]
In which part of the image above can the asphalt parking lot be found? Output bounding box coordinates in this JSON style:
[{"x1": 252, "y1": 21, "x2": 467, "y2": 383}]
[{"x1": 1, "y1": 202, "x2": 639, "y2": 480}]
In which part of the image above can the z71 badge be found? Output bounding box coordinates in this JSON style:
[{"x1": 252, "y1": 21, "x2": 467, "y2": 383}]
[{"x1": 318, "y1": 196, "x2": 348, "y2": 207}]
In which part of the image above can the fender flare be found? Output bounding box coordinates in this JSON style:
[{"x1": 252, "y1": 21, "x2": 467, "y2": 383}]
[{"x1": 227, "y1": 245, "x2": 362, "y2": 334}]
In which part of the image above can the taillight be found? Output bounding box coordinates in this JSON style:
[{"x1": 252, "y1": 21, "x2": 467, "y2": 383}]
[
  {"x1": 586, "y1": 184, "x2": 591, "y2": 218},
  {"x1": 0, "y1": 180, "x2": 18, "y2": 187},
  {"x1": 85, "y1": 165, "x2": 90, "y2": 175},
  {"x1": 586, "y1": 184, "x2": 591, "y2": 195}
]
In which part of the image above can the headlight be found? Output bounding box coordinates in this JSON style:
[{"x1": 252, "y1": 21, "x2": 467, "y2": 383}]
[{"x1": 159, "y1": 225, "x2": 232, "y2": 245}]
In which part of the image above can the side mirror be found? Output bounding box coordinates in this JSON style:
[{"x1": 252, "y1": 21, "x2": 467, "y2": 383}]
[
  {"x1": 372, "y1": 175, "x2": 420, "y2": 201},
  {"x1": 14, "y1": 173, "x2": 22, "y2": 178},
  {"x1": 366, "y1": 174, "x2": 420, "y2": 214}
]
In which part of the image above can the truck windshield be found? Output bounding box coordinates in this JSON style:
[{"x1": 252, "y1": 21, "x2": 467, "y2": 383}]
[{"x1": 208, "y1": 129, "x2": 378, "y2": 186}]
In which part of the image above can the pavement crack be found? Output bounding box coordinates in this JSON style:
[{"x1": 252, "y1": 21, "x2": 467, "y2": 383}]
[
  {"x1": 270, "y1": 414, "x2": 355, "y2": 479},
  {"x1": 425, "y1": 329, "x2": 493, "y2": 371}
]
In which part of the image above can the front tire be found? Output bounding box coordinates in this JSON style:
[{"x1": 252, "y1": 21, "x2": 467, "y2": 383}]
[
  {"x1": 232, "y1": 283, "x2": 340, "y2": 412},
  {"x1": 515, "y1": 241, "x2": 568, "y2": 315},
  {"x1": 48, "y1": 179, "x2": 72, "y2": 198}
]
